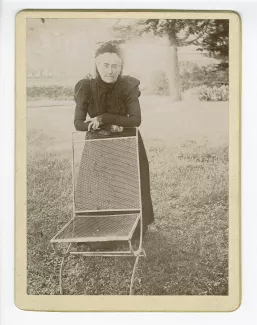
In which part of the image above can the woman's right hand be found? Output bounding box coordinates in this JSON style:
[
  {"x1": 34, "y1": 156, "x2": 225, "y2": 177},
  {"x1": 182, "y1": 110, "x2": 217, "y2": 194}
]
[{"x1": 86, "y1": 117, "x2": 100, "y2": 131}]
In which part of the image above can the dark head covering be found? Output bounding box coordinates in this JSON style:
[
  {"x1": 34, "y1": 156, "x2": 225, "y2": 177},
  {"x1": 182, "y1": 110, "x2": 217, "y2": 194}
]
[{"x1": 95, "y1": 41, "x2": 124, "y2": 60}]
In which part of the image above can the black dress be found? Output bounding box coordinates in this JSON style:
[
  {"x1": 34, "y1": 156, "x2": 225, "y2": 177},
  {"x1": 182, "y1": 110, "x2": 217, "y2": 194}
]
[{"x1": 73, "y1": 74, "x2": 154, "y2": 233}]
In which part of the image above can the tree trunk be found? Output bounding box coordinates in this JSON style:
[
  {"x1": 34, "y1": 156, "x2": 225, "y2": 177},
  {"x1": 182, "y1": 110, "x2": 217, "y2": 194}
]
[{"x1": 166, "y1": 45, "x2": 181, "y2": 101}]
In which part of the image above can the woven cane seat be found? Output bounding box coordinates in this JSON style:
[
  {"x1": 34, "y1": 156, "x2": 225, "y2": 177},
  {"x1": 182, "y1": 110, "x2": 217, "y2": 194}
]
[{"x1": 51, "y1": 214, "x2": 140, "y2": 243}]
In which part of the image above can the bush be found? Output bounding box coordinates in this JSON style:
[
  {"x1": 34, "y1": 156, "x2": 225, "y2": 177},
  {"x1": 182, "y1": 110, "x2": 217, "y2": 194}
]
[
  {"x1": 152, "y1": 71, "x2": 169, "y2": 96},
  {"x1": 27, "y1": 85, "x2": 74, "y2": 100},
  {"x1": 179, "y1": 62, "x2": 229, "y2": 92},
  {"x1": 199, "y1": 85, "x2": 229, "y2": 101},
  {"x1": 146, "y1": 63, "x2": 228, "y2": 97},
  {"x1": 141, "y1": 71, "x2": 169, "y2": 96}
]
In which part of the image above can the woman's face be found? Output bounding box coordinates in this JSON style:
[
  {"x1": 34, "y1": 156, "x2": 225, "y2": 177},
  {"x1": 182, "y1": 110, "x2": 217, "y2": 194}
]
[{"x1": 96, "y1": 52, "x2": 122, "y2": 83}]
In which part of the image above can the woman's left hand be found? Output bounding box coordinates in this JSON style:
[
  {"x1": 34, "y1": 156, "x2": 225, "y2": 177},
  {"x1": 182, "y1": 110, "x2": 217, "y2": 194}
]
[{"x1": 111, "y1": 125, "x2": 124, "y2": 133}]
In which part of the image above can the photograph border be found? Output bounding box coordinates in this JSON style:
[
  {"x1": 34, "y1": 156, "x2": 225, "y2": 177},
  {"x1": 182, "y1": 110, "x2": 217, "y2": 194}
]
[{"x1": 15, "y1": 9, "x2": 241, "y2": 312}]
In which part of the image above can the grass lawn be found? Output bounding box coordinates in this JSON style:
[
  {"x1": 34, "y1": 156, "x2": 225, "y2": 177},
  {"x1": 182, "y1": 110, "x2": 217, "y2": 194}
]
[{"x1": 27, "y1": 96, "x2": 228, "y2": 295}]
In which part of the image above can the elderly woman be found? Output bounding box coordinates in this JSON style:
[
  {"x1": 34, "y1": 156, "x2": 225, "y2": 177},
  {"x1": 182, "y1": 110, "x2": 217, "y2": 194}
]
[{"x1": 73, "y1": 41, "x2": 154, "y2": 239}]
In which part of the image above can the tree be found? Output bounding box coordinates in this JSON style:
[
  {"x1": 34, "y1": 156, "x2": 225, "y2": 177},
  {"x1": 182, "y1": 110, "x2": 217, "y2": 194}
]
[
  {"x1": 197, "y1": 20, "x2": 229, "y2": 70},
  {"x1": 112, "y1": 19, "x2": 211, "y2": 101}
]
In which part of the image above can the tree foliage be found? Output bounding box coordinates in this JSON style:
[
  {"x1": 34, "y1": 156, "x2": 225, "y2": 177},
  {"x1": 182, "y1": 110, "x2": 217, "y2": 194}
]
[
  {"x1": 142, "y1": 19, "x2": 210, "y2": 46},
  {"x1": 112, "y1": 19, "x2": 229, "y2": 63},
  {"x1": 112, "y1": 19, "x2": 210, "y2": 46},
  {"x1": 197, "y1": 20, "x2": 229, "y2": 69}
]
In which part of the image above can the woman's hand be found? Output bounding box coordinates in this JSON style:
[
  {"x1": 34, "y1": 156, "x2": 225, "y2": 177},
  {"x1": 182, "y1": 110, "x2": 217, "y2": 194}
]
[
  {"x1": 86, "y1": 117, "x2": 100, "y2": 131},
  {"x1": 111, "y1": 125, "x2": 124, "y2": 133}
]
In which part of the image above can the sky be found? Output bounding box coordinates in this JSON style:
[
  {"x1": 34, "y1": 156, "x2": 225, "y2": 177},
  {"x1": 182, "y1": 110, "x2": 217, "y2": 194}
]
[{"x1": 26, "y1": 18, "x2": 218, "y2": 85}]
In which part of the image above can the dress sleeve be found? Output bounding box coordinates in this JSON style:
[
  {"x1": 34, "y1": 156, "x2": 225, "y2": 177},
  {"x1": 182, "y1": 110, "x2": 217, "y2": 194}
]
[
  {"x1": 98, "y1": 77, "x2": 142, "y2": 127},
  {"x1": 74, "y1": 79, "x2": 91, "y2": 131}
]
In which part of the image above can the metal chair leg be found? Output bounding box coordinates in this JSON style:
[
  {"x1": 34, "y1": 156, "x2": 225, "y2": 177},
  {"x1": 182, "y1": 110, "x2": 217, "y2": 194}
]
[
  {"x1": 59, "y1": 255, "x2": 66, "y2": 295},
  {"x1": 129, "y1": 255, "x2": 140, "y2": 295},
  {"x1": 56, "y1": 243, "x2": 71, "y2": 295}
]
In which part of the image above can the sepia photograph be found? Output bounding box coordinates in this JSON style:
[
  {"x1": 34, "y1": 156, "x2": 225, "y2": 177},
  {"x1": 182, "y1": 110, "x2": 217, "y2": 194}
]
[{"x1": 15, "y1": 10, "x2": 240, "y2": 311}]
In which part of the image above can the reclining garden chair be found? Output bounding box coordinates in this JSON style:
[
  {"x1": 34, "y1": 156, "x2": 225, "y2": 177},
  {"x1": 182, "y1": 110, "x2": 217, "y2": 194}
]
[{"x1": 50, "y1": 127, "x2": 146, "y2": 295}]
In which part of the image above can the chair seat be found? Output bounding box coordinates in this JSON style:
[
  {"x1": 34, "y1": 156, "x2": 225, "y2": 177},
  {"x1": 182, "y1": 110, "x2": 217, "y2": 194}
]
[{"x1": 50, "y1": 214, "x2": 140, "y2": 243}]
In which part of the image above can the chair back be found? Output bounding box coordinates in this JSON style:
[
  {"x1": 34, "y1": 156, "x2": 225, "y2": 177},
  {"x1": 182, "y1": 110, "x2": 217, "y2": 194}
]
[{"x1": 72, "y1": 128, "x2": 141, "y2": 215}]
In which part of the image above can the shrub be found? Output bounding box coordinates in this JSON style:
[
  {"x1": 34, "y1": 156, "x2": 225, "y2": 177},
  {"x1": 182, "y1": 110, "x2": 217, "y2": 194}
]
[
  {"x1": 27, "y1": 85, "x2": 74, "y2": 100},
  {"x1": 141, "y1": 71, "x2": 169, "y2": 96},
  {"x1": 152, "y1": 71, "x2": 169, "y2": 96},
  {"x1": 146, "y1": 63, "x2": 228, "y2": 97},
  {"x1": 198, "y1": 85, "x2": 229, "y2": 101},
  {"x1": 179, "y1": 62, "x2": 229, "y2": 92}
]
